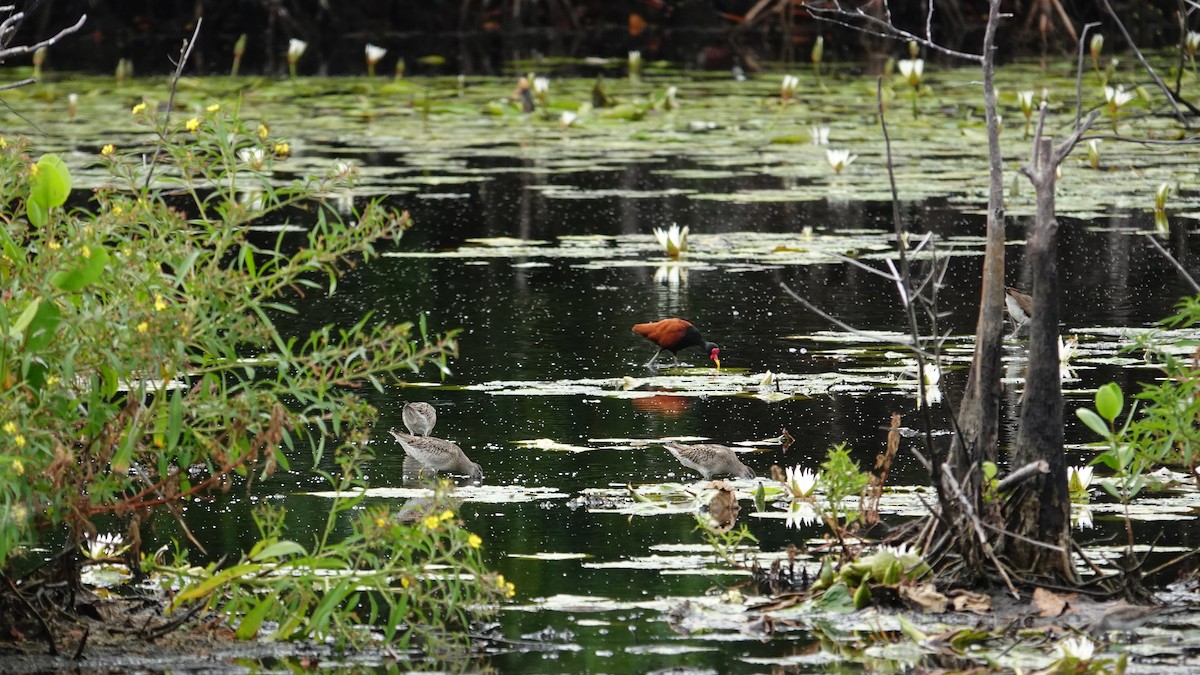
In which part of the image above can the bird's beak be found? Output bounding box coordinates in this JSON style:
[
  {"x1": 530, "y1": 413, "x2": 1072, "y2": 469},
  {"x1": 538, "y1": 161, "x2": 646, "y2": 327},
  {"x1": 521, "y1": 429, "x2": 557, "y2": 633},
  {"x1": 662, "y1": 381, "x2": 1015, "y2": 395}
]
[{"x1": 713, "y1": 356, "x2": 721, "y2": 371}]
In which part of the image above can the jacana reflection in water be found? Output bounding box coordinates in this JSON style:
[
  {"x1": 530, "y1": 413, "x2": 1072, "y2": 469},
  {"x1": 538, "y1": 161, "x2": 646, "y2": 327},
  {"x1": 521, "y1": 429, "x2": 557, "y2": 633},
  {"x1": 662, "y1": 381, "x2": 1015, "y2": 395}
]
[
  {"x1": 663, "y1": 442, "x2": 755, "y2": 480},
  {"x1": 632, "y1": 318, "x2": 720, "y2": 369}
]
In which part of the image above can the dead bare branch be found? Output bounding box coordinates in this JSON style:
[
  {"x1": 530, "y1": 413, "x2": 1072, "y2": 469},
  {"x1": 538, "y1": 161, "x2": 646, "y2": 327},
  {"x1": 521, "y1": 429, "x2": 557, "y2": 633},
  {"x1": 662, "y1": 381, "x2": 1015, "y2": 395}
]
[
  {"x1": 0, "y1": 13, "x2": 87, "y2": 63},
  {"x1": 1098, "y1": 0, "x2": 1190, "y2": 128}
]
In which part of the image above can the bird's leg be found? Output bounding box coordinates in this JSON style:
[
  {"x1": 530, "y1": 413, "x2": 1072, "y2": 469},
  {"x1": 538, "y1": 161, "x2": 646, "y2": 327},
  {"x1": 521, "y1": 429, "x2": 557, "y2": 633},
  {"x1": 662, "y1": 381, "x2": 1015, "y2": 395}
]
[
  {"x1": 645, "y1": 348, "x2": 662, "y2": 368},
  {"x1": 672, "y1": 353, "x2": 681, "y2": 366}
]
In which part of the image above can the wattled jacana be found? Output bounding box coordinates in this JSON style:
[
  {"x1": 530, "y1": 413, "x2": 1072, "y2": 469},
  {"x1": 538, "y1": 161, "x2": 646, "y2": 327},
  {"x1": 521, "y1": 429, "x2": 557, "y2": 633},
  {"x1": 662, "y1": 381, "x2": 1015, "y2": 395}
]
[
  {"x1": 663, "y1": 442, "x2": 754, "y2": 479},
  {"x1": 632, "y1": 318, "x2": 720, "y2": 369}
]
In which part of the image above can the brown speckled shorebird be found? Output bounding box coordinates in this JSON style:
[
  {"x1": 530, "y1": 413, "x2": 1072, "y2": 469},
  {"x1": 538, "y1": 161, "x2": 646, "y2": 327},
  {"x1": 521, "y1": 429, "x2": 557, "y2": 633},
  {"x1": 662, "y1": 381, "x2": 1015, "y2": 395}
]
[
  {"x1": 663, "y1": 442, "x2": 755, "y2": 480},
  {"x1": 1005, "y1": 286, "x2": 1033, "y2": 336},
  {"x1": 389, "y1": 428, "x2": 483, "y2": 482},
  {"x1": 402, "y1": 401, "x2": 438, "y2": 436}
]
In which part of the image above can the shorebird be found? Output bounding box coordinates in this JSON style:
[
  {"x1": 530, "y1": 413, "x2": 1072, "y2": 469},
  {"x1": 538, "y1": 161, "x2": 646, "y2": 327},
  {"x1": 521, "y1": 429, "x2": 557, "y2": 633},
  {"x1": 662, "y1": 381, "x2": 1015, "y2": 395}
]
[
  {"x1": 663, "y1": 442, "x2": 755, "y2": 480},
  {"x1": 389, "y1": 428, "x2": 483, "y2": 482},
  {"x1": 402, "y1": 401, "x2": 437, "y2": 436},
  {"x1": 1005, "y1": 286, "x2": 1033, "y2": 336}
]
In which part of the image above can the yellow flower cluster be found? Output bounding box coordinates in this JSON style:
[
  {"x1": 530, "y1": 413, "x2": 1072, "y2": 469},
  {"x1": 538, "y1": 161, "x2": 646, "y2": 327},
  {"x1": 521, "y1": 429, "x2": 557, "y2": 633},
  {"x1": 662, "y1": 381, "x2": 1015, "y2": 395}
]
[
  {"x1": 132, "y1": 102, "x2": 147, "y2": 115},
  {"x1": 185, "y1": 117, "x2": 201, "y2": 132},
  {"x1": 274, "y1": 142, "x2": 290, "y2": 156},
  {"x1": 4, "y1": 422, "x2": 24, "y2": 450},
  {"x1": 101, "y1": 144, "x2": 115, "y2": 157},
  {"x1": 206, "y1": 103, "x2": 221, "y2": 113},
  {"x1": 467, "y1": 533, "x2": 482, "y2": 549},
  {"x1": 496, "y1": 574, "x2": 516, "y2": 598},
  {"x1": 154, "y1": 294, "x2": 168, "y2": 312}
]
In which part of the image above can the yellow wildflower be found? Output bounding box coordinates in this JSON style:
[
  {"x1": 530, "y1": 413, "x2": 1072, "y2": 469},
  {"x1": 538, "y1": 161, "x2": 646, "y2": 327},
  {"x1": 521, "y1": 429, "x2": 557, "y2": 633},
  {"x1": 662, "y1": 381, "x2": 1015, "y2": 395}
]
[
  {"x1": 132, "y1": 102, "x2": 147, "y2": 115},
  {"x1": 48, "y1": 241, "x2": 61, "y2": 250},
  {"x1": 439, "y1": 510, "x2": 454, "y2": 522},
  {"x1": 422, "y1": 515, "x2": 439, "y2": 529},
  {"x1": 185, "y1": 117, "x2": 201, "y2": 132},
  {"x1": 101, "y1": 144, "x2": 115, "y2": 157},
  {"x1": 11, "y1": 459, "x2": 23, "y2": 475},
  {"x1": 467, "y1": 533, "x2": 482, "y2": 549},
  {"x1": 274, "y1": 142, "x2": 290, "y2": 156},
  {"x1": 400, "y1": 576, "x2": 411, "y2": 588},
  {"x1": 46, "y1": 375, "x2": 60, "y2": 386},
  {"x1": 257, "y1": 124, "x2": 269, "y2": 140},
  {"x1": 81, "y1": 245, "x2": 91, "y2": 259},
  {"x1": 3, "y1": 422, "x2": 15, "y2": 434},
  {"x1": 112, "y1": 205, "x2": 123, "y2": 216},
  {"x1": 137, "y1": 322, "x2": 149, "y2": 333},
  {"x1": 29, "y1": 163, "x2": 39, "y2": 176},
  {"x1": 13, "y1": 435, "x2": 25, "y2": 448},
  {"x1": 154, "y1": 295, "x2": 167, "y2": 312},
  {"x1": 497, "y1": 574, "x2": 507, "y2": 589},
  {"x1": 374, "y1": 515, "x2": 387, "y2": 527},
  {"x1": 206, "y1": 103, "x2": 221, "y2": 113},
  {"x1": 0, "y1": 136, "x2": 6, "y2": 149}
]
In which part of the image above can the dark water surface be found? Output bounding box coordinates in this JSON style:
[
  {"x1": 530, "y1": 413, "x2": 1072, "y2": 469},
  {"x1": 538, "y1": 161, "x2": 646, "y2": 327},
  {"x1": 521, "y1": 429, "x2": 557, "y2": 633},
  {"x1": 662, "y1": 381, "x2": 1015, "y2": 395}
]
[
  {"x1": 247, "y1": 170, "x2": 1198, "y2": 670},
  {"x1": 21, "y1": 65, "x2": 1199, "y2": 669}
]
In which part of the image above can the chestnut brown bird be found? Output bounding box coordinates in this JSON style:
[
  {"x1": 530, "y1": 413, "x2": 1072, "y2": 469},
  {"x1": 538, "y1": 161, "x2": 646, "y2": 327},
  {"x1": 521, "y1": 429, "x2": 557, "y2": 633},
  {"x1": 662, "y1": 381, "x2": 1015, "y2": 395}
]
[
  {"x1": 632, "y1": 318, "x2": 721, "y2": 369},
  {"x1": 1005, "y1": 286, "x2": 1033, "y2": 335},
  {"x1": 389, "y1": 428, "x2": 483, "y2": 482},
  {"x1": 664, "y1": 442, "x2": 754, "y2": 480}
]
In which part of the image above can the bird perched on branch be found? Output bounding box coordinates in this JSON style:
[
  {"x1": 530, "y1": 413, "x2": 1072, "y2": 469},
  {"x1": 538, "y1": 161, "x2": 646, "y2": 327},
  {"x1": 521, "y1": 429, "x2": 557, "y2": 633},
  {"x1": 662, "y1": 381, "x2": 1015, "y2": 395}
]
[
  {"x1": 632, "y1": 318, "x2": 720, "y2": 369},
  {"x1": 663, "y1": 442, "x2": 754, "y2": 479},
  {"x1": 1005, "y1": 286, "x2": 1033, "y2": 336},
  {"x1": 389, "y1": 428, "x2": 483, "y2": 482}
]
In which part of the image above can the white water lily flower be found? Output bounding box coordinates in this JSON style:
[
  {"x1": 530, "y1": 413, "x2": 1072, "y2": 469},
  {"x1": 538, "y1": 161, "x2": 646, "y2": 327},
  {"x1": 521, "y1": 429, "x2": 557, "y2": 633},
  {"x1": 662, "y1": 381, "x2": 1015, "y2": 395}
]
[
  {"x1": 1104, "y1": 85, "x2": 1135, "y2": 109},
  {"x1": 334, "y1": 160, "x2": 357, "y2": 177},
  {"x1": 653, "y1": 223, "x2": 688, "y2": 258},
  {"x1": 365, "y1": 44, "x2": 387, "y2": 65},
  {"x1": 83, "y1": 532, "x2": 127, "y2": 561},
  {"x1": 1059, "y1": 335, "x2": 1078, "y2": 364},
  {"x1": 560, "y1": 111, "x2": 577, "y2": 128},
  {"x1": 758, "y1": 370, "x2": 774, "y2": 388},
  {"x1": 1055, "y1": 636, "x2": 1096, "y2": 662},
  {"x1": 784, "y1": 465, "x2": 817, "y2": 498},
  {"x1": 532, "y1": 76, "x2": 549, "y2": 95},
  {"x1": 628, "y1": 50, "x2": 641, "y2": 67},
  {"x1": 1073, "y1": 504, "x2": 1094, "y2": 529},
  {"x1": 785, "y1": 501, "x2": 820, "y2": 529},
  {"x1": 1017, "y1": 90, "x2": 1034, "y2": 116},
  {"x1": 1069, "y1": 465, "x2": 1094, "y2": 493},
  {"x1": 238, "y1": 147, "x2": 266, "y2": 170},
  {"x1": 922, "y1": 362, "x2": 941, "y2": 386},
  {"x1": 780, "y1": 74, "x2": 799, "y2": 100},
  {"x1": 810, "y1": 125, "x2": 830, "y2": 145},
  {"x1": 287, "y1": 38, "x2": 308, "y2": 62},
  {"x1": 665, "y1": 85, "x2": 678, "y2": 109},
  {"x1": 1186, "y1": 31, "x2": 1200, "y2": 56},
  {"x1": 825, "y1": 148, "x2": 857, "y2": 174},
  {"x1": 897, "y1": 58, "x2": 924, "y2": 87}
]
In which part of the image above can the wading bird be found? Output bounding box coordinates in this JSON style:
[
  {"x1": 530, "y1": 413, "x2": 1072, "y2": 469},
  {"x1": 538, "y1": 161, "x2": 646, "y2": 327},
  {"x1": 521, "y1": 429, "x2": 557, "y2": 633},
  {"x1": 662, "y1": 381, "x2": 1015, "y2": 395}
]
[
  {"x1": 402, "y1": 401, "x2": 437, "y2": 436},
  {"x1": 632, "y1": 318, "x2": 720, "y2": 369},
  {"x1": 389, "y1": 428, "x2": 483, "y2": 482},
  {"x1": 1005, "y1": 286, "x2": 1033, "y2": 335},
  {"x1": 663, "y1": 442, "x2": 754, "y2": 479}
]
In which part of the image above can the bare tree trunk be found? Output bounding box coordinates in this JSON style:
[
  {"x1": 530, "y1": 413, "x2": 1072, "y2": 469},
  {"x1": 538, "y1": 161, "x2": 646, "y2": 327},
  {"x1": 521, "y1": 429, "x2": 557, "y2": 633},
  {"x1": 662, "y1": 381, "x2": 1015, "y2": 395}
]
[
  {"x1": 941, "y1": 0, "x2": 1005, "y2": 581},
  {"x1": 1004, "y1": 136, "x2": 1074, "y2": 580}
]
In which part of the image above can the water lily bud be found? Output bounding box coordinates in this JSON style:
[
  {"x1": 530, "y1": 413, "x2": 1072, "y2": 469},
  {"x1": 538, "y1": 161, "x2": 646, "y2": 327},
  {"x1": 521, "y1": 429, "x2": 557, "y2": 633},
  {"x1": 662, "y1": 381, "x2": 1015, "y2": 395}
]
[
  {"x1": 1187, "y1": 31, "x2": 1200, "y2": 58},
  {"x1": 811, "y1": 35, "x2": 824, "y2": 64},
  {"x1": 1086, "y1": 139, "x2": 1101, "y2": 169},
  {"x1": 1090, "y1": 33, "x2": 1104, "y2": 63},
  {"x1": 908, "y1": 40, "x2": 919, "y2": 58},
  {"x1": 233, "y1": 33, "x2": 247, "y2": 58}
]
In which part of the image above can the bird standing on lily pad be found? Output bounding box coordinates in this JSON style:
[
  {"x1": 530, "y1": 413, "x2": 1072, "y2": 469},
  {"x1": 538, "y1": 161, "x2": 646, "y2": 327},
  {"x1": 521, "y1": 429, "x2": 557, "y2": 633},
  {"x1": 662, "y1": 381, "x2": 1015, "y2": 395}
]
[{"x1": 632, "y1": 318, "x2": 720, "y2": 370}]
